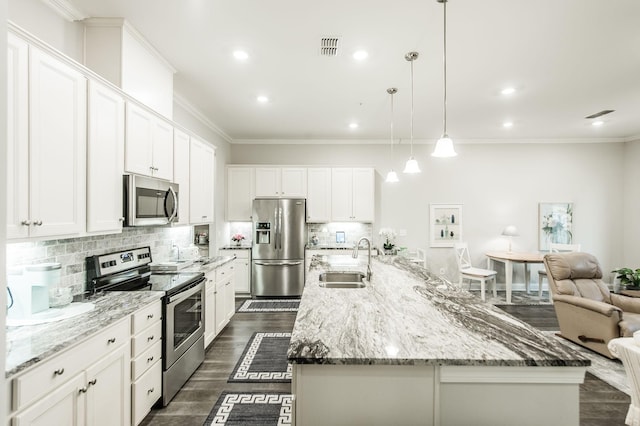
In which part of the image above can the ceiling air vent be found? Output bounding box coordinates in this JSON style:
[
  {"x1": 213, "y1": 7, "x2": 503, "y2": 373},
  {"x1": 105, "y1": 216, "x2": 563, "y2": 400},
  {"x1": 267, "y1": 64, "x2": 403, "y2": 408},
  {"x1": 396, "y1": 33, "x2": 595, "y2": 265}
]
[
  {"x1": 585, "y1": 109, "x2": 615, "y2": 119},
  {"x1": 319, "y1": 36, "x2": 341, "y2": 57}
]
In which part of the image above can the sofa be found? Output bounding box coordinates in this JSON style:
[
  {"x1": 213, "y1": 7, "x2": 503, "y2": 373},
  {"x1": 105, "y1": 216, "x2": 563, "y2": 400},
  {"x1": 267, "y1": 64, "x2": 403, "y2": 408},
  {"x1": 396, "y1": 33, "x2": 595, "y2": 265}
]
[{"x1": 544, "y1": 252, "x2": 640, "y2": 358}]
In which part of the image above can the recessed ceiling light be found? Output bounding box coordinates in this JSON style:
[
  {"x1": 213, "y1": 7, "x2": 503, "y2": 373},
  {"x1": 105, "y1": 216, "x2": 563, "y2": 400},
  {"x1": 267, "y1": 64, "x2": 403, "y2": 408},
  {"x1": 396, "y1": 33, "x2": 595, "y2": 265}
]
[
  {"x1": 349, "y1": 122, "x2": 359, "y2": 129},
  {"x1": 592, "y1": 120, "x2": 604, "y2": 127},
  {"x1": 353, "y1": 50, "x2": 368, "y2": 61},
  {"x1": 501, "y1": 87, "x2": 516, "y2": 95},
  {"x1": 503, "y1": 121, "x2": 513, "y2": 128},
  {"x1": 233, "y1": 50, "x2": 249, "y2": 60},
  {"x1": 256, "y1": 95, "x2": 269, "y2": 103}
]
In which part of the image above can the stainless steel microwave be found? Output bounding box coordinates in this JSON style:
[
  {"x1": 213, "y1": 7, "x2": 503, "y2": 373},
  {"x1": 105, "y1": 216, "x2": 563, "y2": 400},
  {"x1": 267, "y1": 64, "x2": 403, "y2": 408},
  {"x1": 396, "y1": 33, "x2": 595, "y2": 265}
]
[{"x1": 123, "y1": 174, "x2": 179, "y2": 226}]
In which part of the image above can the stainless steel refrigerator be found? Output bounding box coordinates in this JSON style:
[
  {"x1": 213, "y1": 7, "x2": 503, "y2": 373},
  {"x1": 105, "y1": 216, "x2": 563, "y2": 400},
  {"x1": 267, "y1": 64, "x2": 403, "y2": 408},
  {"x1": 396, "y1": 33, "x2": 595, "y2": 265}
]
[{"x1": 252, "y1": 198, "x2": 307, "y2": 297}]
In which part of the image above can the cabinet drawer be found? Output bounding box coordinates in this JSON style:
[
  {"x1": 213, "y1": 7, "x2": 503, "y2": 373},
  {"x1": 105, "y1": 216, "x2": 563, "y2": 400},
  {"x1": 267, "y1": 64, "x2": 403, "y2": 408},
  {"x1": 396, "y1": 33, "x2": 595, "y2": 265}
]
[
  {"x1": 132, "y1": 320, "x2": 162, "y2": 358},
  {"x1": 216, "y1": 263, "x2": 234, "y2": 282},
  {"x1": 12, "y1": 317, "x2": 129, "y2": 411},
  {"x1": 132, "y1": 360, "x2": 162, "y2": 426},
  {"x1": 220, "y1": 249, "x2": 249, "y2": 259},
  {"x1": 132, "y1": 300, "x2": 162, "y2": 335},
  {"x1": 132, "y1": 340, "x2": 162, "y2": 380}
]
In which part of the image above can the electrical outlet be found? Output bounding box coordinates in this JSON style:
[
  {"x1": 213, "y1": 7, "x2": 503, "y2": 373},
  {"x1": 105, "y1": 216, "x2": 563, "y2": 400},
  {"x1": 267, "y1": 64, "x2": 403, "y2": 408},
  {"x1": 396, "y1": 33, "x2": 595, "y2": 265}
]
[{"x1": 439, "y1": 267, "x2": 446, "y2": 275}]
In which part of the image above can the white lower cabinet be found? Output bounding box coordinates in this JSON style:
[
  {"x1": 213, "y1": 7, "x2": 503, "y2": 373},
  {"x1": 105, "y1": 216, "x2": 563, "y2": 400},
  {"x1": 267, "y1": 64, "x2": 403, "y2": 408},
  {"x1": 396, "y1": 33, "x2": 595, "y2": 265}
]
[
  {"x1": 9, "y1": 318, "x2": 131, "y2": 426},
  {"x1": 218, "y1": 250, "x2": 251, "y2": 295},
  {"x1": 204, "y1": 270, "x2": 217, "y2": 348},
  {"x1": 130, "y1": 300, "x2": 162, "y2": 425},
  {"x1": 214, "y1": 262, "x2": 235, "y2": 334}
]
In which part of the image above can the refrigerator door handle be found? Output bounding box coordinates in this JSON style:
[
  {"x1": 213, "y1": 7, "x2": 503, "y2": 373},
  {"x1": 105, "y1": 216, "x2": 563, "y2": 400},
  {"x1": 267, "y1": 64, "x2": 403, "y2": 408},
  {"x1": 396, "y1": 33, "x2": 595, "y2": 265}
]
[
  {"x1": 278, "y1": 207, "x2": 283, "y2": 252},
  {"x1": 254, "y1": 261, "x2": 302, "y2": 266},
  {"x1": 273, "y1": 206, "x2": 279, "y2": 250}
]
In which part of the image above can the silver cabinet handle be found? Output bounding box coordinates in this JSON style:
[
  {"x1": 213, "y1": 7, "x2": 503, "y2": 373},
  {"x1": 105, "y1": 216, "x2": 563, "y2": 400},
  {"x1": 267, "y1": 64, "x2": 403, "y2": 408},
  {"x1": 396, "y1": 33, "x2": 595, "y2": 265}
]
[
  {"x1": 147, "y1": 356, "x2": 154, "y2": 363},
  {"x1": 53, "y1": 368, "x2": 64, "y2": 376},
  {"x1": 147, "y1": 387, "x2": 155, "y2": 395},
  {"x1": 78, "y1": 387, "x2": 87, "y2": 394},
  {"x1": 118, "y1": 217, "x2": 125, "y2": 222},
  {"x1": 33, "y1": 220, "x2": 43, "y2": 226},
  {"x1": 21, "y1": 220, "x2": 31, "y2": 226},
  {"x1": 147, "y1": 313, "x2": 154, "y2": 319},
  {"x1": 147, "y1": 335, "x2": 155, "y2": 342},
  {"x1": 107, "y1": 337, "x2": 116, "y2": 344},
  {"x1": 88, "y1": 379, "x2": 97, "y2": 387}
]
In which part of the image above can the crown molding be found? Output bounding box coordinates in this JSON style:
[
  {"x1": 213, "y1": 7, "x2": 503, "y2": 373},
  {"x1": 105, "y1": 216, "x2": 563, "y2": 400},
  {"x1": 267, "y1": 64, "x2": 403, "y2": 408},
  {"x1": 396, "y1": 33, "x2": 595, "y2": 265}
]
[
  {"x1": 231, "y1": 137, "x2": 627, "y2": 145},
  {"x1": 173, "y1": 93, "x2": 233, "y2": 143},
  {"x1": 40, "y1": 0, "x2": 87, "y2": 21}
]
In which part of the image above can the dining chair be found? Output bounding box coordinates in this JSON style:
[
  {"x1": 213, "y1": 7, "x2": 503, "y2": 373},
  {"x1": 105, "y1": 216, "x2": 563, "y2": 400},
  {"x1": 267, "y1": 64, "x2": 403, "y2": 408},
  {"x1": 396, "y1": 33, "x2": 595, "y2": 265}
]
[
  {"x1": 408, "y1": 248, "x2": 427, "y2": 268},
  {"x1": 454, "y1": 242, "x2": 497, "y2": 301},
  {"x1": 538, "y1": 243, "x2": 581, "y2": 301}
]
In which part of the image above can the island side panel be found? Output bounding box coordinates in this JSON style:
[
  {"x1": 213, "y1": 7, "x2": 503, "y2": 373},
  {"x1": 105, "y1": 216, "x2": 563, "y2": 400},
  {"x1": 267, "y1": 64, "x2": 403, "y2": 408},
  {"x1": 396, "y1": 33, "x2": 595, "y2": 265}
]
[{"x1": 292, "y1": 364, "x2": 436, "y2": 426}]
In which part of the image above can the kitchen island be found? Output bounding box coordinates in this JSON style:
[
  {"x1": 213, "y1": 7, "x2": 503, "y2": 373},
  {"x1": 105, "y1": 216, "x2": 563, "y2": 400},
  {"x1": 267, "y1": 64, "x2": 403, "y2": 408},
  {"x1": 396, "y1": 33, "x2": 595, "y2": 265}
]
[{"x1": 288, "y1": 255, "x2": 589, "y2": 426}]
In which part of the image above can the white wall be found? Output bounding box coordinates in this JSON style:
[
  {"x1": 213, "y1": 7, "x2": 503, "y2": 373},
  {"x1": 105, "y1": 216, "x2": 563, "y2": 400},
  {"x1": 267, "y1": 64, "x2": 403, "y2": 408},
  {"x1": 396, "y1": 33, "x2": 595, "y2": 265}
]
[
  {"x1": 231, "y1": 141, "x2": 625, "y2": 283},
  {"x1": 1, "y1": 0, "x2": 8, "y2": 421},
  {"x1": 623, "y1": 139, "x2": 640, "y2": 267},
  {"x1": 8, "y1": 0, "x2": 83, "y2": 62}
]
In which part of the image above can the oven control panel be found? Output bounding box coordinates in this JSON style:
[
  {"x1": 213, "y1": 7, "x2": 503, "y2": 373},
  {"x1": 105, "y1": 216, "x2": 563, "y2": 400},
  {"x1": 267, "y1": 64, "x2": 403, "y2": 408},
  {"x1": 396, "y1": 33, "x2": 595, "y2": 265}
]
[{"x1": 87, "y1": 246, "x2": 153, "y2": 277}]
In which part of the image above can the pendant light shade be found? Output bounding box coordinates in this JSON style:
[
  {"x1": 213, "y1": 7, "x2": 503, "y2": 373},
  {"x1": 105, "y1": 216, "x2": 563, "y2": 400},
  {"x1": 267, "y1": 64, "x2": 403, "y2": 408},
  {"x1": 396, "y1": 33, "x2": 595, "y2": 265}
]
[
  {"x1": 404, "y1": 51, "x2": 421, "y2": 173},
  {"x1": 432, "y1": 0, "x2": 458, "y2": 158},
  {"x1": 385, "y1": 87, "x2": 400, "y2": 183}
]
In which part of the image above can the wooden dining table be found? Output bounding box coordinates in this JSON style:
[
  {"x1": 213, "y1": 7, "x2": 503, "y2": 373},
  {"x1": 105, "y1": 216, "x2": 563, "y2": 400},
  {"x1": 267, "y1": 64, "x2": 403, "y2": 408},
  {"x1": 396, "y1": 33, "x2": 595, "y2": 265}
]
[{"x1": 484, "y1": 251, "x2": 545, "y2": 303}]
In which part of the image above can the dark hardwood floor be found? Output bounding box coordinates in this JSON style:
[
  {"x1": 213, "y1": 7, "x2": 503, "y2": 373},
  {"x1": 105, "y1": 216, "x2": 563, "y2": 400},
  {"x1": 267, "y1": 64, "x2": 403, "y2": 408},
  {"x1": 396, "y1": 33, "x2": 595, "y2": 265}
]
[{"x1": 141, "y1": 300, "x2": 630, "y2": 425}]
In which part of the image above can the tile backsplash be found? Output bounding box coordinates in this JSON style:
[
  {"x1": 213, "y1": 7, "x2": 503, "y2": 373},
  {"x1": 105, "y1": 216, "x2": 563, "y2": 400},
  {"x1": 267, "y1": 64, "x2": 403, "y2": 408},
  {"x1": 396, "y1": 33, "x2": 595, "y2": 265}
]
[
  {"x1": 6, "y1": 226, "x2": 194, "y2": 296},
  {"x1": 307, "y1": 223, "x2": 372, "y2": 246}
]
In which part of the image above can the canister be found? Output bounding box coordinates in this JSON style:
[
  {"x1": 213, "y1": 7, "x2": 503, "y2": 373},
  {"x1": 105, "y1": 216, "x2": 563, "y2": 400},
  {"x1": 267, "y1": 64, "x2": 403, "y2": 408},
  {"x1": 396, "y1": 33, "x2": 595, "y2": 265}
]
[{"x1": 25, "y1": 262, "x2": 61, "y2": 312}]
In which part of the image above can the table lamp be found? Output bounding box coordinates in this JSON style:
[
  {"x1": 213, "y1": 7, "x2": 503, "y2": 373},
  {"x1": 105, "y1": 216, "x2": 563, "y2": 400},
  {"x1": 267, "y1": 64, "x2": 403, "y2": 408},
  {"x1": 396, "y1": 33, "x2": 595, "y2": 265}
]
[{"x1": 501, "y1": 225, "x2": 519, "y2": 253}]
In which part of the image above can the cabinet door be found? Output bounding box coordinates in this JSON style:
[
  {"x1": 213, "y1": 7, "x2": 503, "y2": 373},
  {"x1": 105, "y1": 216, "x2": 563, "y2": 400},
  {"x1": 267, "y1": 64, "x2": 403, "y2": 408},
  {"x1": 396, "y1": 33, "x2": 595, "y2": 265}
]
[
  {"x1": 124, "y1": 102, "x2": 153, "y2": 177},
  {"x1": 254, "y1": 167, "x2": 280, "y2": 197},
  {"x1": 225, "y1": 277, "x2": 235, "y2": 321},
  {"x1": 173, "y1": 129, "x2": 190, "y2": 225},
  {"x1": 7, "y1": 33, "x2": 29, "y2": 239},
  {"x1": 87, "y1": 80, "x2": 125, "y2": 233},
  {"x1": 204, "y1": 272, "x2": 216, "y2": 347},
  {"x1": 306, "y1": 168, "x2": 331, "y2": 222},
  {"x1": 352, "y1": 168, "x2": 375, "y2": 222},
  {"x1": 189, "y1": 138, "x2": 215, "y2": 224},
  {"x1": 85, "y1": 344, "x2": 131, "y2": 426},
  {"x1": 13, "y1": 373, "x2": 86, "y2": 426},
  {"x1": 234, "y1": 258, "x2": 251, "y2": 294},
  {"x1": 226, "y1": 167, "x2": 254, "y2": 221},
  {"x1": 215, "y1": 280, "x2": 228, "y2": 333},
  {"x1": 29, "y1": 47, "x2": 87, "y2": 238},
  {"x1": 331, "y1": 168, "x2": 354, "y2": 221},
  {"x1": 281, "y1": 167, "x2": 307, "y2": 197},
  {"x1": 151, "y1": 118, "x2": 174, "y2": 181}
]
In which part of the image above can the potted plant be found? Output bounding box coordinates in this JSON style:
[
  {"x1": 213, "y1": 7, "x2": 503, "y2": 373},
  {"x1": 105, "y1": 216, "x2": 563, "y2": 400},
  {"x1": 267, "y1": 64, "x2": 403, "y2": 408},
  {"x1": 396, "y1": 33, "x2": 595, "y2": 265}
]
[
  {"x1": 379, "y1": 228, "x2": 397, "y2": 254},
  {"x1": 612, "y1": 267, "x2": 640, "y2": 290}
]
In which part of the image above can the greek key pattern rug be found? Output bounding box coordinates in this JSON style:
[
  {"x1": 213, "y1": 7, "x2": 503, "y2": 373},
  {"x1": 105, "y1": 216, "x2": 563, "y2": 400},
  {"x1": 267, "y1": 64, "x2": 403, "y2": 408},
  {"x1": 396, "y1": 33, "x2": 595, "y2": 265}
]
[
  {"x1": 237, "y1": 299, "x2": 300, "y2": 312},
  {"x1": 203, "y1": 392, "x2": 292, "y2": 426},
  {"x1": 228, "y1": 332, "x2": 292, "y2": 383}
]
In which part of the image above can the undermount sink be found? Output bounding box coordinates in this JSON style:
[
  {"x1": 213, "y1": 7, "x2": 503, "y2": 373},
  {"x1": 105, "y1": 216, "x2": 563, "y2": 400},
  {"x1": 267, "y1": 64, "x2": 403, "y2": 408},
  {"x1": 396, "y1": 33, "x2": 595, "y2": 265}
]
[{"x1": 319, "y1": 271, "x2": 367, "y2": 288}]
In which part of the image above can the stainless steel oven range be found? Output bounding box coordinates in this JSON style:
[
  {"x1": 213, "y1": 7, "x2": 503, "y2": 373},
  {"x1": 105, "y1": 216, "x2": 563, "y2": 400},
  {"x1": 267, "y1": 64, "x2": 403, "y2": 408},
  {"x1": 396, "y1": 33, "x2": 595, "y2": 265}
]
[{"x1": 86, "y1": 246, "x2": 205, "y2": 406}]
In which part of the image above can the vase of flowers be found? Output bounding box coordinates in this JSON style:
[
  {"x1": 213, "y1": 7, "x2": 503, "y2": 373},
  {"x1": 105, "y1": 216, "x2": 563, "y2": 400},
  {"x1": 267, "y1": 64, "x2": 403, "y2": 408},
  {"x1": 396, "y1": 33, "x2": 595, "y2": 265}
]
[
  {"x1": 231, "y1": 233, "x2": 245, "y2": 246},
  {"x1": 379, "y1": 227, "x2": 397, "y2": 254}
]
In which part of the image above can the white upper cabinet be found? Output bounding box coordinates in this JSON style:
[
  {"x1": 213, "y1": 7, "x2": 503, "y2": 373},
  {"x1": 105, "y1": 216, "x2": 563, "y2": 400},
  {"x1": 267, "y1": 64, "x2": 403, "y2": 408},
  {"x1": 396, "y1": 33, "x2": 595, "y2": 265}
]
[
  {"x1": 173, "y1": 128, "x2": 191, "y2": 225},
  {"x1": 125, "y1": 102, "x2": 174, "y2": 181},
  {"x1": 87, "y1": 79, "x2": 125, "y2": 233},
  {"x1": 189, "y1": 138, "x2": 215, "y2": 224},
  {"x1": 226, "y1": 166, "x2": 254, "y2": 221},
  {"x1": 306, "y1": 168, "x2": 332, "y2": 222},
  {"x1": 7, "y1": 43, "x2": 87, "y2": 240},
  {"x1": 84, "y1": 18, "x2": 175, "y2": 119},
  {"x1": 255, "y1": 167, "x2": 307, "y2": 198},
  {"x1": 331, "y1": 168, "x2": 374, "y2": 222}
]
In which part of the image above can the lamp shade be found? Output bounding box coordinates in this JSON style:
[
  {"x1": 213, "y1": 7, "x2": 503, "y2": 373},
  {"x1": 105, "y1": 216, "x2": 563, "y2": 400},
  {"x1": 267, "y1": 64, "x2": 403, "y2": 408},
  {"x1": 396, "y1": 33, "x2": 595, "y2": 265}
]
[
  {"x1": 432, "y1": 135, "x2": 457, "y2": 158},
  {"x1": 385, "y1": 170, "x2": 399, "y2": 183},
  {"x1": 501, "y1": 225, "x2": 519, "y2": 237},
  {"x1": 403, "y1": 157, "x2": 421, "y2": 174}
]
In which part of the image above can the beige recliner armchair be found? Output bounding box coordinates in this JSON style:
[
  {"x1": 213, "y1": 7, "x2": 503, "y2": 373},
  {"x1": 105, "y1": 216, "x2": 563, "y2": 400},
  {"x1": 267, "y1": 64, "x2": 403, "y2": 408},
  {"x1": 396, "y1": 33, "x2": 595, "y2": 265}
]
[{"x1": 544, "y1": 252, "x2": 640, "y2": 358}]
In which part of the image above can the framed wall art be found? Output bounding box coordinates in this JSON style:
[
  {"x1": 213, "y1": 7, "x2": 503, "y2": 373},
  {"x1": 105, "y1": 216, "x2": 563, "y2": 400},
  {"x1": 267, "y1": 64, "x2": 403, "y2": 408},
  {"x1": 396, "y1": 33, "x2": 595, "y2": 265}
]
[
  {"x1": 539, "y1": 202, "x2": 573, "y2": 251},
  {"x1": 430, "y1": 204, "x2": 463, "y2": 247}
]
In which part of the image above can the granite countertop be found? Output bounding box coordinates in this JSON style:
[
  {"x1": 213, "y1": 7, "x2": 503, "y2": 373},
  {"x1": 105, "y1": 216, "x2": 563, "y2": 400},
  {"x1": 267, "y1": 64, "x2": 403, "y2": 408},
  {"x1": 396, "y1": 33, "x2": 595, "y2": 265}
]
[
  {"x1": 184, "y1": 255, "x2": 235, "y2": 273},
  {"x1": 288, "y1": 255, "x2": 590, "y2": 367},
  {"x1": 6, "y1": 291, "x2": 164, "y2": 378}
]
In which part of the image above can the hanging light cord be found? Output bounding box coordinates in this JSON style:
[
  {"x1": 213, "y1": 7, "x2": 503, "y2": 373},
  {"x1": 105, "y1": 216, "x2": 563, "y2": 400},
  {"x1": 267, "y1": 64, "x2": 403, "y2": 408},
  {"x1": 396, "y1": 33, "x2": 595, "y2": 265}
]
[
  {"x1": 442, "y1": 0, "x2": 448, "y2": 136},
  {"x1": 390, "y1": 91, "x2": 395, "y2": 157},
  {"x1": 410, "y1": 58, "x2": 415, "y2": 155}
]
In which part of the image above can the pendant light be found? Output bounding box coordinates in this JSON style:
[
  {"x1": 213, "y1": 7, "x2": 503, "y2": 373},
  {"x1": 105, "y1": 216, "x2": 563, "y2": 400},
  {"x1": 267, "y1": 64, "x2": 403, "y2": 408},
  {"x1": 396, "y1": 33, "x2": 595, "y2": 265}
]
[
  {"x1": 385, "y1": 88, "x2": 399, "y2": 183},
  {"x1": 432, "y1": 0, "x2": 458, "y2": 158},
  {"x1": 403, "y1": 51, "x2": 421, "y2": 173}
]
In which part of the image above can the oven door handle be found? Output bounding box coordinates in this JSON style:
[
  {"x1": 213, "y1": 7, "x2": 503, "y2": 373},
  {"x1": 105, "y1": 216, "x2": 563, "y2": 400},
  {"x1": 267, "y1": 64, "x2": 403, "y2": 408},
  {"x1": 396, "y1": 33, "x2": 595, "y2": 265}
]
[{"x1": 167, "y1": 280, "x2": 204, "y2": 304}]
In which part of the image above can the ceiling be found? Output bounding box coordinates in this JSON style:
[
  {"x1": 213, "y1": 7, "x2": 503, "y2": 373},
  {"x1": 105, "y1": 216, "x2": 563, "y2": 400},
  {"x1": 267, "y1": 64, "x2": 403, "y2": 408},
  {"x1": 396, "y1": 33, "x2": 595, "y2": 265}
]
[{"x1": 68, "y1": 0, "x2": 640, "y2": 143}]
